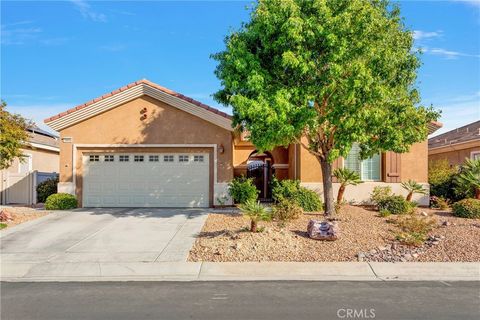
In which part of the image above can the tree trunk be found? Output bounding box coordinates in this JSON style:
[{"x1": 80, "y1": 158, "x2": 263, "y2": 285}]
[
  {"x1": 406, "y1": 192, "x2": 413, "y2": 202},
  {"x1": 250, "y1": 220, "x2": 257, "y2": 232},
  {"x1": 337, "y1": 184, "x2": 346, "y2": 203},
  {"x1": 475, "y1": 188, "x2": 480, "y2": 200},
  {"x1": 319, "y1": 158, "x2": 335, "y2": 216}
]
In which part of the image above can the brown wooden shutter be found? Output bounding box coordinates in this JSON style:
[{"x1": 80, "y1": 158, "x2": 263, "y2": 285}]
[
  {"x1": 384, "y1": 152, "x2": 401, "y2": 183},
  {"x1": 331, "y1": 157, "x2": 342, "y2": 183}
]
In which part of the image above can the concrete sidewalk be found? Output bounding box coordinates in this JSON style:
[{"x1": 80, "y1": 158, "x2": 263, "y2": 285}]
[{"x1": 1, "y1": 261, "x2": 478, "y2": 282}]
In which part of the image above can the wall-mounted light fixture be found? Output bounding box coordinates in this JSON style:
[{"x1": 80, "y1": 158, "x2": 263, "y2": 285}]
[{"x1": 218, "y1": 144, "x2": 225, "y2": 154}]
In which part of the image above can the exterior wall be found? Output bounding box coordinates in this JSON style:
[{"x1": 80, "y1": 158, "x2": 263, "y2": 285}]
[
  {"x1": 57, "y1": 95, "x2": 233, "y2": 206},
  {"x1": 4, "y1": 147, "x2": 59, "y2": 174},
  {"x1": 429, "y1": 140, "x2": 480, "y2": 167}
]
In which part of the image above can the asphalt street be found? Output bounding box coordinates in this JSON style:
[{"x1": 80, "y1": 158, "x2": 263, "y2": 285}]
[{"x1": 1, "y1": 281, "x2": 479, "y2": 320}]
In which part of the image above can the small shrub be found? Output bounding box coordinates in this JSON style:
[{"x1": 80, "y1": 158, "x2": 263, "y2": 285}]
[
  {"x1": 272, "y1": 198, "x2": 303, "y2": 226},
  {"x1": 395, "y1": 215, "x2": 435, "y2": 246},
  {"x1": 379, "y1": 209, "x2": 391, "y2": 217},
  {"x1": 401, "y1": 180, "x2": 427, "y2": 202},
  {"x1": 454, "y1": 158, "x2": 480, "y2": 199},
  {"x1": 452, "y1": 198, "x2": 480, "y2": 219},
  {"x1": 428, "y1": 159, "x2": 457, "y2": 201},
  {"x1": 370, "y1": 186, "x2": 392, "y2": 206},
  {"x1": 430, "y1": 196, "x2": 449, "y2": 210},
  {"x1": 238, "y1": 200, "x2": 272, "y2": 232},
  {"x1": 228, "y1": 176, "x2": 259, "y2": 205},
  {"x1": 36, "y1": 176, "x2": 59, "y2": 203},
  {"x1": 377, "y1": 195, "x2": 414, "y2": 215},
  {"x1": 45, "y1": 193, "x2": 77, "y2": 210},
  {"x1": 272, "y1": 178, "x2": 323, "y2": 212},
  {"x1": 0, "y1": 223, "x2": 7, "y2": 230}
]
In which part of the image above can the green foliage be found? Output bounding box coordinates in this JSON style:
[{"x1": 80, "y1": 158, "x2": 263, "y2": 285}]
[
  {"x1": 36, "y1": 176, "x2": 59, "y2": 203},
  {"x1": 430, "y1": 196, "x2": 449, "y2": 210},
  {"x1": 272, "y1": 198, "x2": 303, "y2": 226},
  {"x1": 377, "y1": 195, "x2": 414, "y2": 215},
  {"x1": 452, "y1": 198, "x2": 480, "y2": 219},
  {"x1": 333, "y1": 168, "x2": 362, "y2": 186},
  {"x1": 428, "y1": 159, "x2": 457, "y2": 200},
  {"x1": 0, "y1": 223, "x2": 7, "y2": 230},
  {"x1": 370, "y1": 186, "x2": 392, "y2": 206},
  {"x1": 379, "y1": 209, "x2": 391, "y2": 217},
  {"x1": 45, "y1": 193, "x2": 77, "y2": 210},
  {"x1": 0, "y1": 100, "x2": 31, "y2": 169},
  {"x1": 238, "y1": 200, "x2": 272, "y2": 232},
  {"x1": 401, "y1": 179, "x2": 427, "y2": 201},
  {"x1": 228, "y1": 176, "x2": 259, "y2": 204},
  {"x1": 272, "y1": 178, "x2": 323, "y2": 212},
  {"x1": 454, "y1": 158, "x2": 480, "y2": 199},
  {"x1": 213, "y1": 0, "x2": 439, "y2": 215},
  {"x1": 395, "y1": 215, "x2": 435, "y2": 246}
]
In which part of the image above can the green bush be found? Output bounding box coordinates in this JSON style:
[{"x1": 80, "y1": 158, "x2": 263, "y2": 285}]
[
  {"x1": 228, "y1": 176, "x2": 259, "y2": 204},
  {"x1": 272, "y1": 178, "x2": 323, "y2": 212},
  {"x1": 377, "y1": 195, "x2": 414, "y2": 215},
  {"x1": 395, "y1": 215, "x2": 435, "y2": 246},
  {"x1": 452, "y1": 198, "x2": 480, "y2": 219},
  {"x1": 370, "y1": 186, "x2": 392, "y2": 205},
  {"x1": 45, "y1": 193, "x2": 77, "y2": 210},
  {"x1": 36, "y1": 176, "x2": 58, "y2": 203},
  {"x1": 428, "y1": 159, "x2": 457, "y2": 201},
  {"x1": 272, "y1": 198, "x2": 303, "y2": 226}
]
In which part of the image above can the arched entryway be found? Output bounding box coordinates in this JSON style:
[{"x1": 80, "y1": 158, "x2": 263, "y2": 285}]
[{"x1": 246, "y1": 150, "x2": 274, "y2": 200}]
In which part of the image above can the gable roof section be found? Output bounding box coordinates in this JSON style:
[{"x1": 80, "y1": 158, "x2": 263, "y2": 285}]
[
  {"x1": 44, "y1": 79, "x2": 233, "y2": 131},
  {"x1": 429, "y1": 120, "x2": 480, "y2": 149}
]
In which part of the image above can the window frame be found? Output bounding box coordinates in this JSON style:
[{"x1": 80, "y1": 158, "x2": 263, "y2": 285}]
[
  {"x1": 471, "y1": 151, "x2": 480, "y2": 160},
  {"x1": 342, "y1": 146, "x2": 382, "y2": 182},
  {"x1": 193, "y1": 155, "x2": 204, "y2": 163},
  {"x1": 163, "y1": 155, "x2": 174, "y2": 163},
  {"x1": 119, "y1": 155, "x2": 130, "y2": 162},
  {"x1": 149, "y1": 155, "x2": 159, "y2": 162},
  {"x1": 134, "y1": 155, "x2": 145, "y2": 162},
  {"x1": 178, "y1": 155, "x2": 190, "y2": 163},
  {"x1": 104, "y1": 155, "x2": 115, "y2": 162},
  {"x1": 89, "y1": 154, "x2": 100, "y2": 163}
]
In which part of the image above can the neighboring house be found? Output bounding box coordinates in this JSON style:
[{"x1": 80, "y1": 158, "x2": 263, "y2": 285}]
[
  {"x1": 0, "y1": 127, "x2": 59, "y2": 205},
  {"x1": 428, "y1": 120, "x2": 480, "y2": 167},
  {"x1": 44, "y1": 79, "x2": 441, "y2": 208}
]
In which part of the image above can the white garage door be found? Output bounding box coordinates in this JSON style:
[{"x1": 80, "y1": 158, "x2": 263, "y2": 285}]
[{"x1": 83, "y1": 153, "x2": 209, "y2": 207}]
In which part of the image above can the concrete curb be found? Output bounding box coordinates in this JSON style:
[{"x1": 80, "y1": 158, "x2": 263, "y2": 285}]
[{"x1": 1, "y1": 262, "x2": 478, "y2": 282}]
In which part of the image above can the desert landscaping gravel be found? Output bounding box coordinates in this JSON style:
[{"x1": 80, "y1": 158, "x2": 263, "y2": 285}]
[
  {"x1": 0, "y1": 206, "x2": 50, "y2": 228},
  {"x1": 188, "y1": 205, "x2": 480, "y2": 262}
]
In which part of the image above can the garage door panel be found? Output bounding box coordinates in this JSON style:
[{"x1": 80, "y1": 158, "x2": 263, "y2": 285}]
[{"x1": 83, "y1": 153, "x2": 209, "y2": 207}]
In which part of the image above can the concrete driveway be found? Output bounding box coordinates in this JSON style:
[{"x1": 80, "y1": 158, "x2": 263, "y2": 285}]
[{"x1": 0, "y1": 208, "x2": 208, "y2": 264}]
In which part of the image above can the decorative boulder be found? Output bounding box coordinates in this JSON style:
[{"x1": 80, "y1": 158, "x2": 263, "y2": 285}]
[
  {"x1": 0, "y1": 209, "x2": 12, "y2": 222},
  {"x1": 307, "y1": 220, "x2": 339, "y2": 241}
]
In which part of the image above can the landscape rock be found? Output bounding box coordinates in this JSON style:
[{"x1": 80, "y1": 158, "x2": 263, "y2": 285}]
[
  {"x1": 0, "y1": 209, "x2": 12, "y2": 222},
  {"x1": 307, "y1": 220, "x2": 339, "y2": 241}
]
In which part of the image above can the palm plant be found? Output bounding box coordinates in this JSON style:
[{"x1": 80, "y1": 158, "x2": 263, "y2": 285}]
[
  {"x1": 238, "y1": 200, "x2": 272, "y2": 232},
  {"x1": 333, "y1": 168, "x2": 362, "y2": 203},
  {"x1": 454, "y1": 158, "x2": 480, "y2": 199},
  {"x1": 401, "y1": 180, "x2": 427, "y2": 202}
]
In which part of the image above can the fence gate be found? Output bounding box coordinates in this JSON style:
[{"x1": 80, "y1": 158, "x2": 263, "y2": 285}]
[{"x1": 0, "y1": 171, "x2": 57, "y2": 205}]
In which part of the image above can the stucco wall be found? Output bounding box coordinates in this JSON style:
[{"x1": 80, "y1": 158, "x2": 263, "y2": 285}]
[
  {"x1": 57, "y1": 95, "x2": 234, "y2": 204},
  {"x1": 3, "y1": 147, "x2": 58, "y2": 174},
  {"x1": 429, "y1": 142, "x2": 480, "y2": 167}
]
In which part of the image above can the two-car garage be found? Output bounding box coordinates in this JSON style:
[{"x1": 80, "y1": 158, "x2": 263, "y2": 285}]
[{"x1": 83, "y1": 153, "x2": 210, "y2": 207}]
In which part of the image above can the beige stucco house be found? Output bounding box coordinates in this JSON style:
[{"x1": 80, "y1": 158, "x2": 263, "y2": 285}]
[
  {"x1": 0, "y1": 127, "x2": 59, "y2": 205},
  {"x1": 429, "y1": 120, "x2": 480, "y2": 167},
  {"x1": 44, "y1": 80, "x2": 440, "y2": 208}
]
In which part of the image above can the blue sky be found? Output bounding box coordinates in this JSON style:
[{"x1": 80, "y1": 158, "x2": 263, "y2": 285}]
[{"x1": 1, "y1": 0, "x2": 479, "y2": 136}]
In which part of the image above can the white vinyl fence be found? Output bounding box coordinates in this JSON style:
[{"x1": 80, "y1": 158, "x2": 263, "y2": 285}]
[{"x1": 0, "y1": 171, "x2": 58, "y2": 205}]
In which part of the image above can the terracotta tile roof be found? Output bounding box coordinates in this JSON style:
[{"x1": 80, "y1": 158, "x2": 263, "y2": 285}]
[
  {"x1": 428, "y1": 120, "x2": 480, "y2": 149},
  {"x1": 44, "y1": 79, "x2": 232, "y2": 123}
]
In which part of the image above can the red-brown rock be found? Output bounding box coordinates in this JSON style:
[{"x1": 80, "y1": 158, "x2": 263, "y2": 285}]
[{"x1": 307, "y1": 220, "x2": 339, "y2": 241}]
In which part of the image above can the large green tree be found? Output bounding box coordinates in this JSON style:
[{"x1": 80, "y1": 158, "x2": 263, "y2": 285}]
[
  {"x1": 0, "y1": 100, "x2": 30, "y2": 169},
  {"x1": 213, "y1": 0, "x2": 439, "y2": 215}
]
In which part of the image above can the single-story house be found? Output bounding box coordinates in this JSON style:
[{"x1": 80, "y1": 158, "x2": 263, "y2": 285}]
[
  {"x1": 429, "y1": 120, "x2": 480, "y2": 167},
  {"x1": 44, "y1": 79, "x2": 441, "y2": 208},
  {"x1": 0, "y1": 126, "x2": 59, "y2": 205}
]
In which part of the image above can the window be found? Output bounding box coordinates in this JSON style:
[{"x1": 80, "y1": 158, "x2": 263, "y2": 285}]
[
  {"x1": 193, "y1": 155, "x2": 204, "y2": 162},
  {"x1": 163, "y1": 155, "x2": 174, "y2": 162},
  {"x1": 471, "y1": 151, "x2": 480, "y2": 160},
  {"x1": 18, "y1": 154, "x2": 32, "y2": 173},
  {"x1": 149, "y1": 155, "x2": 159, "y2": 162},
  {"x1": 134, "y1": 155, "x2": 144, "y2": 162},
  {"x1": 344, "y1": 144, "x2": 381, "y2": 181},
  {"x1": 104, "y1": 155, "x2": 114, "y2": 162},
  {"x1": 119, "y1": 155, "x2": 129, "y2": 162},
  {"x1": 179, "y1": 155, "x2": 189, "y2": 162},
  {"x1": 89, "y1": 155, "x2": 100, "y2": 162}
]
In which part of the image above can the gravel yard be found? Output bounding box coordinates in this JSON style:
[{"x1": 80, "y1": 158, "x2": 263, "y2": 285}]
[
  {"x1": 0, "y1": 206, "x2": 50, "y2": 229},
  {"x1": 188, "y1": 205, "x2": 480, "y2": 262}
]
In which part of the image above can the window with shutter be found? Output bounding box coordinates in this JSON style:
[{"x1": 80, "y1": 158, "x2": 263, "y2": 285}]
[{"x1": 344, "y1": 144, "x2": 381, "y2": 181}]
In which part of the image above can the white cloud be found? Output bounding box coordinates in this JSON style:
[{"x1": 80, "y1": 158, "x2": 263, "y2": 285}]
[
  {"x1": 451, "y1": 0, "x2": 480, "y2": 8},
  {"x1": 419, "y1": 46, "x2": 480, "y2": 59},
  {"x1": 1, "y1": 24, "x2": 41, "y2": 45},
  {"x1": 70, "y1": 0, "x2": 107, "y2": 23},
  {"x1": 413, "y1": 30, "x2": 442, "y2": 40}
]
